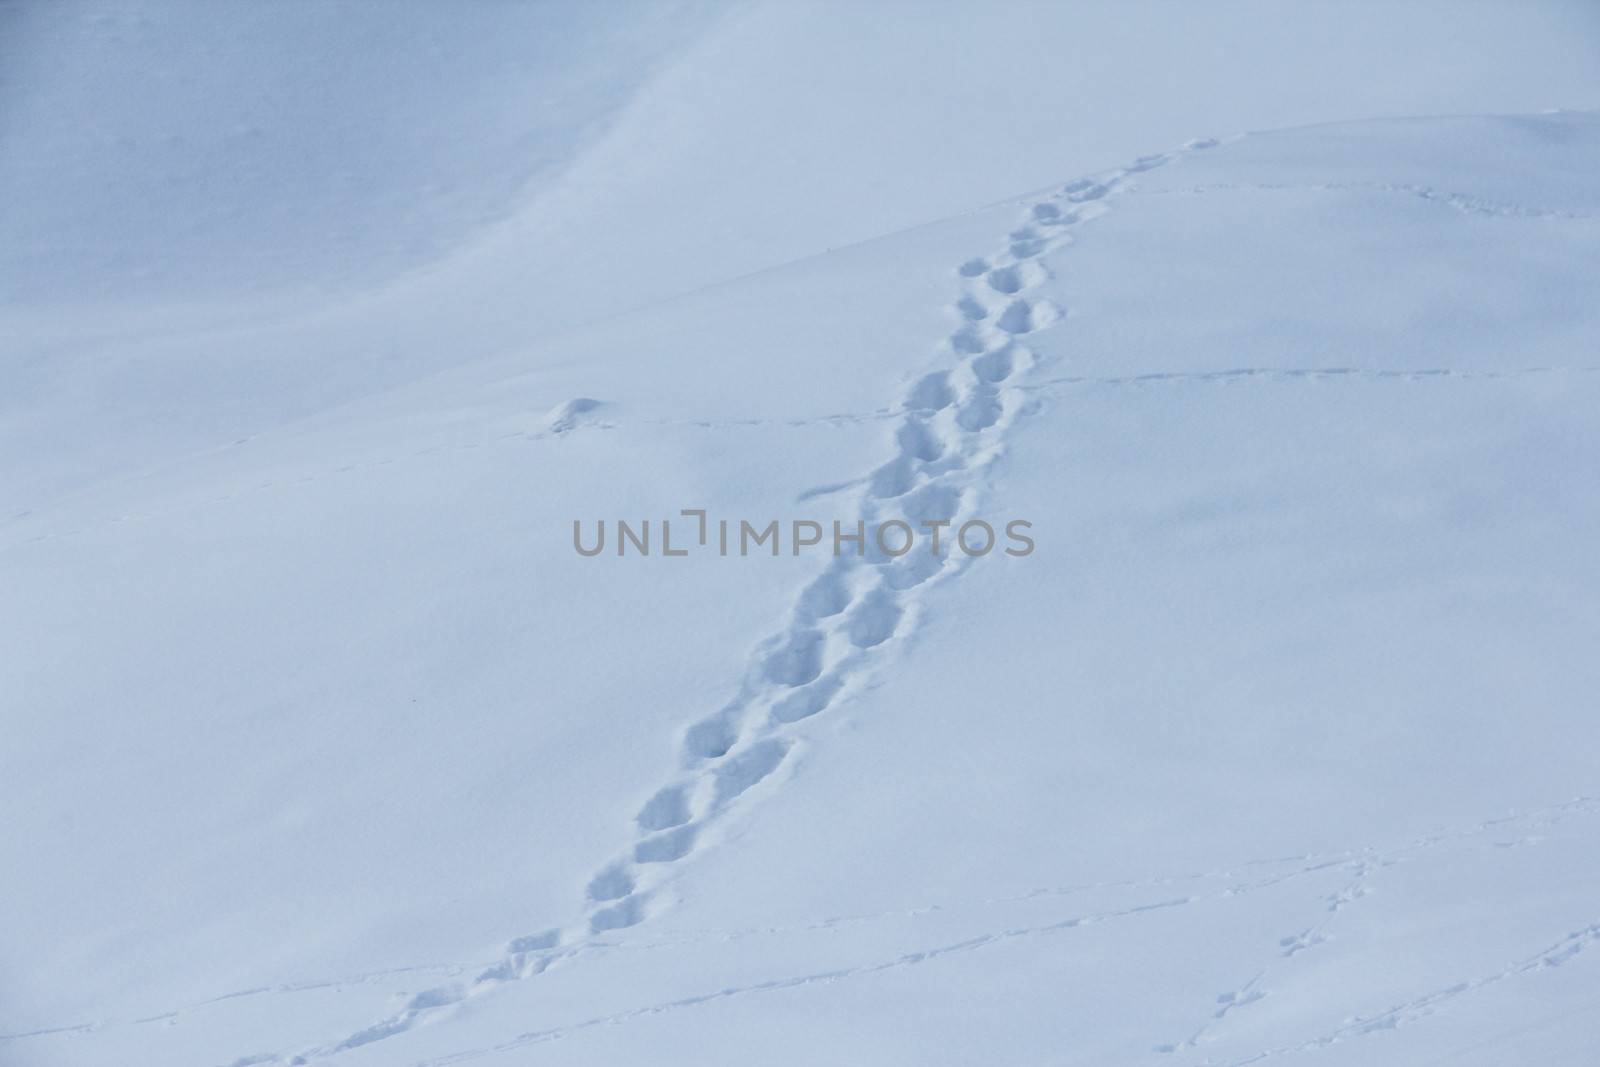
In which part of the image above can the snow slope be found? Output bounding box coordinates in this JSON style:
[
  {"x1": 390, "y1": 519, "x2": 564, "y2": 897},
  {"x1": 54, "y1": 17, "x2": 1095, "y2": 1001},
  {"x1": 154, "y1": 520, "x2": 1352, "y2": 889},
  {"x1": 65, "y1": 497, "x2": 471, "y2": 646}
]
[
  {"x1": 4, "y1": 6, "x2": 1600, "y2": 1067},
  {"x1": 7, "y1": 0, "x2": 1600, "y2": 501}
]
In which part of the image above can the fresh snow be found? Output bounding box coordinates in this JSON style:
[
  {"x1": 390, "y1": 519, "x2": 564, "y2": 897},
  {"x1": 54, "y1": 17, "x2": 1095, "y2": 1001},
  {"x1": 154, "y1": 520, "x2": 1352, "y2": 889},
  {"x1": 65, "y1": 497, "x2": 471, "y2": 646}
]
[{"x1": 3, "y1": 5, "x2": 1600, "y2": 1067}]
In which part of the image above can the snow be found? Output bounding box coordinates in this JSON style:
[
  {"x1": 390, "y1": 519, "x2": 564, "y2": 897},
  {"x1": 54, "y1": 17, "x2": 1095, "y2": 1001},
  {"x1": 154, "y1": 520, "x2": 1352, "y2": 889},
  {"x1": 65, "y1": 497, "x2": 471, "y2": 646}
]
[{"x1": 3, "y1": 4, "x2": 1600, "y2": 1066}]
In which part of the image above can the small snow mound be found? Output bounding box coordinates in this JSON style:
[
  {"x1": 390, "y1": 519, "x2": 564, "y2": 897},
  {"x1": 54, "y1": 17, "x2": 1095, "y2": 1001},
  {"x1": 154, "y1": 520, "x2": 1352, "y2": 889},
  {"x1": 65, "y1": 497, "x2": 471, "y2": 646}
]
[{"x1": 543, "y1": 397, "x2": 603, "y2": 433}]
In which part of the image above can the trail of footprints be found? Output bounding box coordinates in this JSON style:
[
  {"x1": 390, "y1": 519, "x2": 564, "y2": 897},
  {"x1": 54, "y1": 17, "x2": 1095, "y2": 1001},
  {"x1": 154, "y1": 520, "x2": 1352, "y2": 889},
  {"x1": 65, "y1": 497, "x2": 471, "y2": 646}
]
[{"x1": 291, "y1": 141, "x2": 1220, "y2": 1064}]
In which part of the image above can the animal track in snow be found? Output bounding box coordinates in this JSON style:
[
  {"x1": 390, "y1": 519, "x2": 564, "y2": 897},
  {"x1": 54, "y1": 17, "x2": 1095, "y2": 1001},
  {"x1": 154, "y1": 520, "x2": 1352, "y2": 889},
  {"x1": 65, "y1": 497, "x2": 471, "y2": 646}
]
[
  {"x1": 79, "y1": 796, "x2": 1597, "y2": 1066},
  {"x1": 1278, "y1": 928, "x2": 1327, "y2": 957}
]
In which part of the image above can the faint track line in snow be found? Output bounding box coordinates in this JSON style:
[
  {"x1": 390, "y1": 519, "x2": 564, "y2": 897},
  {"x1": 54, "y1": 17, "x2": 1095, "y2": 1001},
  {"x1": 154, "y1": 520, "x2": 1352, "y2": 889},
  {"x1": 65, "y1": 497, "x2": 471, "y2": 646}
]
[
  {"x1": 0, "y1": 961, "x2": 473, "y2": 1045},
  {"x1": 1132, "y1": 180, "x2": 1600, "y2": 222},
  {"x1": 11, "y1": 365, "x2": 1594, "y2": 555},
  {"x1": 7, "y1": 349, "x2": 1586, "y2": 552},
  {"x1": 7, "y1": 797, "x2": 1591, "y2": 1054},
  {"x1": 1025, "y1": 364, "x2": 1600, "y2": 393},
  {"x1": 413, "y1": 895, "x2": 1205, "y2": 1066},
  {"x1": 403, "y1": 900, "x2": 1600, "y2": 1065},
  {"x1": 0, "y1": 408, "x2": 904, "y2": 551},
  {"x1": 609, "y1": 795, "x2": 1600, "y2": 957},
  {"x1": 1214, "y1": 921, "x2": 1600, "y2": 1067},
  {"x1": 1155, "y1": 796, "x2": 1600, "y2": 1059},
  {"x1": 1156, "y1": 856, "x2": 1384, "y2": 1056}
]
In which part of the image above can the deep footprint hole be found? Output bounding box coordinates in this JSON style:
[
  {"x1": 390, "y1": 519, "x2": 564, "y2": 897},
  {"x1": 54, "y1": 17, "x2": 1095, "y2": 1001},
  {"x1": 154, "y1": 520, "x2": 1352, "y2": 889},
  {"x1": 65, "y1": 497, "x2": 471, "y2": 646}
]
[
  {"x1": 905, "y1": 372, "x2": 954, "y2": 412},
  {"x1": 587, "y1": 863, "x2": 635, "y2": 903},
  {"x1": 637, "y1": 784, "x2": 692, "y2": 831},
  {"x1": 762, "y1": 630, "x2": 825, "y2": 688},
  {"x1": 683, "y1": 715, "x2": 738, "y2": 760}
]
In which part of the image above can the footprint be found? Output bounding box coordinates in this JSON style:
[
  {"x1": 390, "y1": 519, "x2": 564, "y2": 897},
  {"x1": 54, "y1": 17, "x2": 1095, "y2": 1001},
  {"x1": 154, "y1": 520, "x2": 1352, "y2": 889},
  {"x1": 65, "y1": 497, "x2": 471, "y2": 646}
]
[
  {"x1": 869, "y1": 456, "x2": 917, "y2": 499},
  {"x1": 996, "y1": 300, "x2": 1039, "y2": 334},
  {"x1": 637, "y1": 783, "x2": 693, "y2": 831},
  {"x1": 955, "y1": 391, "x2": 1002, "y2": 431},
  {"x1": 971, "y1": 345, "x2": 1015, "y2": 383},
  {"x1": 884, "y1": 549, "x2": 948, "y2": 591},
  {"x1": 405, "y1": 986, "x2": 462, "y2": 1012},
  {"x1": 796, "y1": 565, "x2": 854, "y2": 619},
  {"x1": 985, "y1": 261, "x2": 1045, "y2": 295},
  {"x1": 905, "y1": 371, "x2": 954, "y2": 412},
  {"x1": 1213, "y1": 988, "x2": 1265, "y2": 1017},
  {"x1": 713, "y1": 739, "x2": 790, "y2": 806},
  {"x1": 1008, "y1": 228, "x2": 1050, "y2": 258},
  {"x1": 506, "y1": 930, "x2": 560, "y2": 955},
  {"x1": 957, "y1": 257, "x2": 990, "y2": 277},
  {"x1": 949, "y1": 326, "x2": 987, "y2": 355},
  {"x1": 898, "y1": 483, "x2": 963, "y2": 526},
  {"x1": 590, "y1": 894, "x2": 647, "y2": 933},
  {"x1": 847, "y1": 587, "x2": 904, "y2": 649},
  {"x1": 635, "y1": 824, "x2": 696, "y2": 864},
  {"x1": 1063, "y1": 178, "x2": 1111, "y2": 202},
  {"x1": 1278, "y1": 929, "x2": 1326, "y2": 957},
  {"x1": 896, "y1": 418, "x2": 944, "y2": 462},
  {"x1": 683, "y1": 712, "x2": 740, "y2": 760},
  {"x1": 955, "y1": 295, "x2": 988, "y2": 320},
  {"x1": 770, "y1": 673, "x2": 844, "y2": 724},
  {"x1": 1128, "y1": 152, "x2": 1170, "y2": 172},
  {"x1": 587, "y1": 864, "x2": 634, "y2": 903},
  {"x1": 762, "y1": 630, "x2": 825, "y2": 687}
]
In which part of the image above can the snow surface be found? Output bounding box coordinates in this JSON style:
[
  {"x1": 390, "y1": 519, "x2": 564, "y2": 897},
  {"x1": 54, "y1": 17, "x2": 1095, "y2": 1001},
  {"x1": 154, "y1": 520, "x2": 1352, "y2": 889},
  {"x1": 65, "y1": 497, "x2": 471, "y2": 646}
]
[{"x1": 3, "y1": 4, "x2": 1600, "y2": 1066}]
